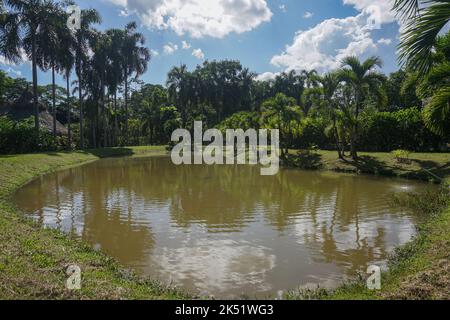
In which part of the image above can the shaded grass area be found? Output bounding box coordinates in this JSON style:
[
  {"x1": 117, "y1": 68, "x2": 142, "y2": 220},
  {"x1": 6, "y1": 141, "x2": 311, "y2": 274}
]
[
  {"x1": 287, "y1": 150, "x2": 450, "y2": 184},
  {"x1": 0, "y1": 146, "x2": 190, "y2": 299}
]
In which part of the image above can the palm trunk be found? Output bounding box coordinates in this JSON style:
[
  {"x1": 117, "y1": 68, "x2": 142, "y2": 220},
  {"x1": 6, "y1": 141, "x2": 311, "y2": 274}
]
[
  {"x1": 77, "y1": 35, "x2": 84, "y2": 149},
  {"x1": 66, "y1": 72, "x2": 72, "y2": 149},
  {"x1": 124, "y1": 68, "x2": 129, "y2": 146},
  {"x1": 31, "y1": 34, "x2": 39, "y2": 134},
  {"x1": 77, "y1": 60, "x2": 84, "y2": 149},
  {"x1": 114, "y1": 90, "x2": 118, "y2": 146},
  {"x1": 52, "y1": 63, "x2": 57, "y2": 136}
]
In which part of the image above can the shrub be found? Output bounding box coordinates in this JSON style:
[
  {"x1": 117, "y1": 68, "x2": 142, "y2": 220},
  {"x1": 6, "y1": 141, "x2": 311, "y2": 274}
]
[
  {"x1": 392, "y1": 149, "x2": 412, "y2": 164},
  {"x1": 0, "y1": 116, "x2": 62, "y2": 154}
]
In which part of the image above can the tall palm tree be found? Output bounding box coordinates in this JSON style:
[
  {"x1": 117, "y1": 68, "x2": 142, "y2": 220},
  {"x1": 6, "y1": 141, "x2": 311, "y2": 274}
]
[
  {"x1": 105, "y1": 28, "x2": 125, "y2": 146},
  {"x1": 394, "y1": 0, "x2": 450, "y2": 74},
  {"x1": 57, "y1": 13, "x2": 76, "y2": 148},
  {"x1": 73, "y1": 8, "x2": 101, "y2": 149},
  {"x1": 318, "y1": 72, "x2": 344, "y2": 159},
  {"x1": 167, "y1": 64, "x2": 189, "y2": 125},
  {"x1": 121, "y1": 22, "x2": 150, "y2": 145},
  {"x1": 35, "y1": 2, "x2": 67, "y2": 136},
  {"x1": 0, "y1": 0, "x2": 59, "y2": 133},
  {"x1": 336, "y1": 56, "x2": 386, "y2": 160},
  {"x1": 261, "y1": 93, "x2": 300, "y2": 157}
]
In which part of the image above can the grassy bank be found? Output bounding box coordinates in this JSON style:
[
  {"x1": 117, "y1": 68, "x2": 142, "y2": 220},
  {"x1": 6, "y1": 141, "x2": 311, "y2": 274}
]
[
  {"x1": 287, "y1": 150, "x2": 450, "y2": 184},
  {"x1": 0, "y1": 146, "x2": 191, "y2": 299},
  {"x1": 0, "y1": 146, "x2": 448, "y2": 299}
]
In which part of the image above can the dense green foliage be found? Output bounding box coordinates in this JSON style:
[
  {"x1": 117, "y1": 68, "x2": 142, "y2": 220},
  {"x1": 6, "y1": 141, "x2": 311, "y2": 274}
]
[
  {"x1": 0, "y1": 116, "x2": 62, "y2": 153},
  {"x1": 0, "y1": 0, "x2": 449, "y2": 157}
]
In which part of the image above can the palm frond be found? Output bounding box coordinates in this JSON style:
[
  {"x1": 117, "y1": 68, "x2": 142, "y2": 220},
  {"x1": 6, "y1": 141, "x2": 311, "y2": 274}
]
[{"x1": 423, "y1": 86, "x2": 450, "y2": 135}]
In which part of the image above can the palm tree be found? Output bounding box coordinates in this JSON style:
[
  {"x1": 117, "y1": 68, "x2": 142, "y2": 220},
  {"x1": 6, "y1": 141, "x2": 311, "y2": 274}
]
[
  {"x1": 417, "y1": 34, "x2": 450, "y2": 136},
  {"x1": 318, "y1": 72, "x2": 344, "y2": 159},
  {"x1": 105, "y1": 28, "x2": 126, "y2": 146},
  {"x1": 167, "y1": 64, "x2": 189, "y2": 125},
  {"x1": 57, "y1": 15, "x2": 76, "y2": 148},
  {"x1": 121, "y1": 22, "x2": 150, "y2": 145},
  {"x1": 336, "y1": 56, "x2": 386, "y2": 160},
  {"x1": 261, "y1": 93, "x2": 300, "y2": 157},
  {"x1": 0, "y1": 0, "x2": 59, "y2": 133},
  {"x1": 35, "y1": 2, "x2": 67, "y2": 136},
  {"x1": 73, "y1": 8, "x2": 101, "y2": 149},
  {"x1": 394, "y1": 0, "x2": 450, "y2": 74}
]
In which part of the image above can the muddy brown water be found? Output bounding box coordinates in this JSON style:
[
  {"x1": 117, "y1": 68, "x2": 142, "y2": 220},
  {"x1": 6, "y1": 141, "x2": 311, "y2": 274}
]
[{"x1": 14, "y1": 156, "x2": 434, "y2": 298}]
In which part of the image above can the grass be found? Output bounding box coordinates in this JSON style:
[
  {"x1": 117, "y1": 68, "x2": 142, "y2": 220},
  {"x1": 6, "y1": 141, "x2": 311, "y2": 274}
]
[
  {"x1": 0, "y1": 146, "x2": 191, "y2": 300},
  {"x1": 0, "y1": 146, "x2": 449, "y2": 300},
  {"x1": 287, "y1": 150, "x2": 450, "y2": 184}
]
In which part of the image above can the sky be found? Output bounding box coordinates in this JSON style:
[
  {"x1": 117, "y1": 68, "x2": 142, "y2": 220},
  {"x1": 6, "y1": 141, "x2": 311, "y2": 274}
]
[{"x1": 1, "y1": 0, "x2": 403, "y2": 86}]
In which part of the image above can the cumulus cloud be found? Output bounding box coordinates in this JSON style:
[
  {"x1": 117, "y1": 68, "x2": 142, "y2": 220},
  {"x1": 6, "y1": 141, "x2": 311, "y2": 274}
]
[
  {"x1": 268, "y1": 0, "x2": 399, "y2": 74},
  {"x1": 378, "y1": 38, "x2": 392, "y2": 45},
  {"x1": 303, "y1": 11, "x2": 313, "y2": 19},
  {"x1": 271, "y1": 14, "x2": 379, "y2": 72},
  {"x1": 192, "y1": 48, "x2": 205, "y2": 60},
  {"x1": 104, "y1": 0, "x2": 273, "y2": 38},
  {"x1": 255, "y1": 71, "x2": 279, "y2": 81},
  {"x1": 182, "y1": 41, "x2": 191, "y2": 49},
  {"x1": 163, "y1": 42, "x2": 178, "y2": 55}
]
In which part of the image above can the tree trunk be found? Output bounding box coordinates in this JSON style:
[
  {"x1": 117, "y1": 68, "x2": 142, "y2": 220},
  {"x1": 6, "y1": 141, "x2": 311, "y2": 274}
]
[
  {"x1": 66, "y1": 72, "x2": 72, "y2": 149},
  {"x1": 31, "y1": 34, "x2": 39, "y2": 134},
  {"x1": 114, "y1": 90, "x2": 118, "y2": 146},
  {"x1": 52, "y1": 63, "x2": 57, "y2": 136},
  {"x1": 77, "y1": 59, "x2": 84, "y2": 149},
  {"x1": 124, "y1": 68, "x2": 129, "y2": 146}
]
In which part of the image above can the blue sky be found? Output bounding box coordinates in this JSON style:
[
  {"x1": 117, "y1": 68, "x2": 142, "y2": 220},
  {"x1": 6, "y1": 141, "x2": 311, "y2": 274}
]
[{"x1": 1, "y1": 0, "x2": 402, "y2": 86}]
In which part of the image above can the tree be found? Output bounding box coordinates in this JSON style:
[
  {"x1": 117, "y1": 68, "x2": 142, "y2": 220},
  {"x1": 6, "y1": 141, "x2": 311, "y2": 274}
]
[
  {"x1": 0, "y1": 0, "x2": 60, "y2": 133},
  {"x1": 35, "y1": 2, "x2": 67, "y2": 136},
  {"x1": 121, "y1": 22, "x2": 150, "y2": 145},
  {"x1": 73, "y1": 8, "x2": 101, "y2": 148},
  {"x1": 336, "y1": 56, "x2": 386, "y2": 160},
  {"x1": 317, "y1": 72, "x2": 344, "y2": 159},
  {"x1": 262, "y1": 93, "x2": 301, "y2": 157},
  {"x1": 394, "y1": 0, "x2": 450, "y2": 74}
]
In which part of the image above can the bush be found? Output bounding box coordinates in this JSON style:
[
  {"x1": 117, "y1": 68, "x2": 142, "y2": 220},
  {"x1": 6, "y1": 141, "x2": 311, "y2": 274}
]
[
  {"x1": 0, "y1": 116, "x2": 62, "y2": 154},
  {"x1": 392, "y1": 149, "x2": 412, "y2": 164},
  {"x1": 359, "y1": 107, "x2": 443, "y2": 152}
]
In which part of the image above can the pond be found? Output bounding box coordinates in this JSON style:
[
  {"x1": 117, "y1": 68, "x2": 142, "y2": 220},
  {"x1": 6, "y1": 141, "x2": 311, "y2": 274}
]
[{"x1": 14, "y1": 156, "x2": 434, "y2": 298}]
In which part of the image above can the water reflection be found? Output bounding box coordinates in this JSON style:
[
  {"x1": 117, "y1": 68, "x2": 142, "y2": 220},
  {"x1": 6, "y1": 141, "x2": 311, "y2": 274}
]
[{"x1": 14, "y1": 156, "x2": 432, "y2": 298}]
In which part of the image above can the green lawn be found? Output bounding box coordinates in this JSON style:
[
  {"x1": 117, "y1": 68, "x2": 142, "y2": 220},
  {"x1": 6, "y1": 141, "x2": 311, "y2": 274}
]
[
  {"x1": 287, "y1": 150, "x2": 450, "y2": 184},
  {"x1": 0, "y1": 146, "x2": 449, "y2": 299}
]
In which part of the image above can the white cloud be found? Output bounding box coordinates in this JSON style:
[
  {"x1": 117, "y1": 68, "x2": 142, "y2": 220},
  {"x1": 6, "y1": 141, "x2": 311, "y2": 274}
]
[
  {"x1": 268, "y1": 0, "x2": 400, "y2": 74},
  {"x1": 163, "y1": 42, "x2": 178, "y2": 55},
  {"x1": 303, "y1": 11, "x2": 313, "y2": 19},
  {"x1": 104, "y1": 0, "x2": 273, "y2": 39},
  {"x1": 378, "y1": 38, "x2": 392, "y2": 45},
  {"x1": 271, "y1": 14, "x2": 379, "y2": 73},
  {"x1": 255, "y1": 71, "x2": 279, "y2": 81},
  {"x1": 343, "y1": 0, "x2": 396, "y2": 24},
  {"x1": 150, "y1": 49, "x2": 160, "y2": 56},
  {"x1": 4, "y1": 67, "x2": 22, "y2": 77},
  {"x1": 0, "y1": 49, "x2": 29, "y2": 66},
  {"x1": 182, "y1": 41, "x2": 191, "y2": 49},
  {"x1": 192, "y1": 48, "x2": 205, "y2": 60}
]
